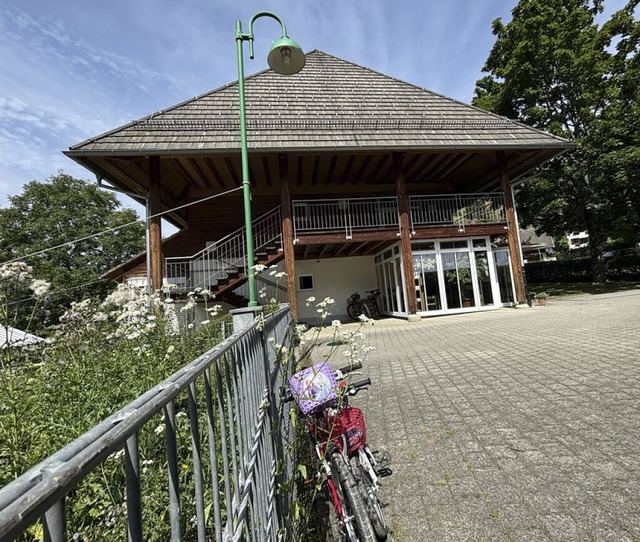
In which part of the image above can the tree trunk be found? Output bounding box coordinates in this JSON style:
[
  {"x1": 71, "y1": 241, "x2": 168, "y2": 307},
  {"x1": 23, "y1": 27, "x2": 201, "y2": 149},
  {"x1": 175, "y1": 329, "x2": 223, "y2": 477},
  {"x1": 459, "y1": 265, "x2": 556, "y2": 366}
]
[{"x1": 584, "y1": 208, "x2": 606, "y2": 283}]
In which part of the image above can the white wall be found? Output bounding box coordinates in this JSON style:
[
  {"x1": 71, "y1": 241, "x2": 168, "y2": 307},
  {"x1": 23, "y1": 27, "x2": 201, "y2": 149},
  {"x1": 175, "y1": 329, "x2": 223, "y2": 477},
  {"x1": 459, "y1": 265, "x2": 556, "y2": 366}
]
[{"x1": 295, "y1": 256, "x2": 377, "y2": 324}]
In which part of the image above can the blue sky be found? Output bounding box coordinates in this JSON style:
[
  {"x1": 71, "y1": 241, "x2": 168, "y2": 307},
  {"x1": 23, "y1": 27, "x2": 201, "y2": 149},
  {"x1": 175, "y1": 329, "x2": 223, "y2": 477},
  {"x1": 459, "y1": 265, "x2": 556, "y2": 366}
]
[{"x1": 0, "y1": 0, "x2": 629, "y2": 209}]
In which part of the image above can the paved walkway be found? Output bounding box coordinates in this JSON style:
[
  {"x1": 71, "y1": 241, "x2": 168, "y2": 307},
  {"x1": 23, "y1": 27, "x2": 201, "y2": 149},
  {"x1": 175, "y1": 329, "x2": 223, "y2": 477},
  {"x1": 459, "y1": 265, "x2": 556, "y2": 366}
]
[{"x1": 313, "y1": 289, "x2": 640, "y2": 542}]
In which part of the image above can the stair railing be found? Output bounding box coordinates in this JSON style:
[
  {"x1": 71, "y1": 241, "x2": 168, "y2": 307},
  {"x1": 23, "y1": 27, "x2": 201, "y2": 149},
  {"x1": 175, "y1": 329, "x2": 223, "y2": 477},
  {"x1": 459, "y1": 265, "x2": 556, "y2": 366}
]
[{"x1": 164, "y1": 207, "x2": 282, "y2": 293}]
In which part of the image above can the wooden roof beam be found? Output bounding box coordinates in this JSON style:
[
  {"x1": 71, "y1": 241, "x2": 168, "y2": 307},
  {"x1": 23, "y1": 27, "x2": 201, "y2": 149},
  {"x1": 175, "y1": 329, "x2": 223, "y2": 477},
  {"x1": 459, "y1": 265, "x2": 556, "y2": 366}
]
[
  {"x1": 350, "y1": 154, "x2": 373, "y2": 185},
  {"x1": 187, "y1": 158, "x2": 213, "y2": 189},
  {"x1": 203, "y1": 157, "x2": 226, "y2": 189}
]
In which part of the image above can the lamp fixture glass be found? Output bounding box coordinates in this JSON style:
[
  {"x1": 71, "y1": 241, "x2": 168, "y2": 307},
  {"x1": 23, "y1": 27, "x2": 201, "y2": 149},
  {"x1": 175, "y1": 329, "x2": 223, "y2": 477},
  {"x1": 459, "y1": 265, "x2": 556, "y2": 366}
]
[{"x1": 267, "y1": 36, "x2": 305, "y2": 75}]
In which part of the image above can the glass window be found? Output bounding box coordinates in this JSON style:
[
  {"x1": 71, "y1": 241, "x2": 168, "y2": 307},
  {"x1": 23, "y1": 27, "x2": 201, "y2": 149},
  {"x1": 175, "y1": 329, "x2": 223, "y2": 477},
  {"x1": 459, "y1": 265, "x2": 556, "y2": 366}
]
[
  {"x1": 472, "y1": 238, "x2": 487, "y2": 248},
  {"x1": 298, "y1": 275, "x2": 314, "y2": 291},
  {"x1": 440, "y1": 240, "x2": 468, "y2": 250},
  {"x1": 413, "y1": 241, "x2": 435, "y2": 251}
]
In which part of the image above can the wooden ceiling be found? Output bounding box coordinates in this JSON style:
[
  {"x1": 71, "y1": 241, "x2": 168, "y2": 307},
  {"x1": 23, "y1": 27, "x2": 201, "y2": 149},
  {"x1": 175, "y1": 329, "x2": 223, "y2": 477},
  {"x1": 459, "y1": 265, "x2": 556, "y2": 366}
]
[{"x1": 70, "y1": 146, "x2": 560, "y2": 229}]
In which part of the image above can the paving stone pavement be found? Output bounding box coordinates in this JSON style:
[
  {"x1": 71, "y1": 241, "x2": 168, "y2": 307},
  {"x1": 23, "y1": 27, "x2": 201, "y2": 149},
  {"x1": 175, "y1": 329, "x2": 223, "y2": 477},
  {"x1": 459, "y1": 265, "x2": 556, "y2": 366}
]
[{"x1": 312, "y1": 289, "x2": 640, "y2": 542}]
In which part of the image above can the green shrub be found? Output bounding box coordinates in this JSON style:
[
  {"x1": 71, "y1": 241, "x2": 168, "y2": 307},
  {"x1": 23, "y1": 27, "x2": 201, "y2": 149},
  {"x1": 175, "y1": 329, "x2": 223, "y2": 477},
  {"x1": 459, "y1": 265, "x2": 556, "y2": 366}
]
[{"x1": 1, "y1": 279, "x2": 229, "y2": 541}]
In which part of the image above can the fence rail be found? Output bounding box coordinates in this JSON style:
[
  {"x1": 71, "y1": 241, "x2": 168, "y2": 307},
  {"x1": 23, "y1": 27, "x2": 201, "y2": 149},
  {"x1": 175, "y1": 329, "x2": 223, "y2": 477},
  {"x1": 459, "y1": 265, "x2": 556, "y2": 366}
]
[{"x1": 0, "y1": 307, "x2": 297, "y2": 542}]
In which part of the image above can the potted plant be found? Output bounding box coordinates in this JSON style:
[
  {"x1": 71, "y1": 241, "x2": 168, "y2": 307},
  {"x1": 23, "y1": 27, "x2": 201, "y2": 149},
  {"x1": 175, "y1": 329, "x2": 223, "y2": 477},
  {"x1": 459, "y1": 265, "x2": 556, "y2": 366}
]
[{"x1": 533, "y1": 292, "x2": 549, "y2": 306}]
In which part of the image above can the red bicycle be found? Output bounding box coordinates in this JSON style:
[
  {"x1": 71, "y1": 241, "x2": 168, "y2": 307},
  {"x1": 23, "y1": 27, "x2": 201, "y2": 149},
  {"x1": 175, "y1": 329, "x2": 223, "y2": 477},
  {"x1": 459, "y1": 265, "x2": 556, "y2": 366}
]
[{"x1": 287, "y1": 361, "x2": 390, "y2": 541}]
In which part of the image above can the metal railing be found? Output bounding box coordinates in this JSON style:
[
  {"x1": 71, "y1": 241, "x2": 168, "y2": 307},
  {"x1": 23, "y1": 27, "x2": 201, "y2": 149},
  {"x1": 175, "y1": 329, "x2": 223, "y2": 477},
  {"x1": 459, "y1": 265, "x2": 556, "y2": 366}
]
[
  {"x1": 0, "y1": 307, "x2": 297, "y2": 542},
  {"x1": 293, "y1": 197, "x2": 399, "y2": 240},
  {"x1": 233, "y1": 275, "x2": 289, "y2": 306},
  {"x1": 291, "y1": 194, "x2": 505, "y2": 240},
  {"x1": 409, "y1": 193, "x2": 506, "y2": 229},
  {"x1": 165, "y1": 207, "x2": 283, "y2": 293}
]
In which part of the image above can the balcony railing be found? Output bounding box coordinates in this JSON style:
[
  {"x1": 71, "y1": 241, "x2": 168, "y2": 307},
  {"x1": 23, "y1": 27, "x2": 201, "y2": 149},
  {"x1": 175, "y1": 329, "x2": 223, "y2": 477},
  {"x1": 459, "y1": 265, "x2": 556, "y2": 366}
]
[
  {"x1": 0, "y1": 307, "x2": 297, "y2": 542},
  {"x1": 293, "y1": 197, "x2": 399, "y2": 240},
  {"x1": 409, "y1": 193, "x2": 506, "y2": 229},
  {"x1": 292, "y1": 193, "x2": 506, "y2": 239}
]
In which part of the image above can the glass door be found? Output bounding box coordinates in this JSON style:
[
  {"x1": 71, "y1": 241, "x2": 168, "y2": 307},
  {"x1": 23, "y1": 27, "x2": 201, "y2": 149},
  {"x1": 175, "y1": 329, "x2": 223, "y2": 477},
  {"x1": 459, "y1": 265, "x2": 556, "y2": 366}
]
[
  {"x1": 441, "y1": 252, "x2": 474, "y2": 310},
  {"x1": 474, "y1": 250, "x2": 494, "y2": 307},
  {"x1": 413, "y1": 253, "x2": 442, "y2": 312},
  {"x1": 493, "y1": 249, "x2": 515, "y2": 304},
  {"x1": 375, "y1": 245, "x2": 407, "y2": 316}
]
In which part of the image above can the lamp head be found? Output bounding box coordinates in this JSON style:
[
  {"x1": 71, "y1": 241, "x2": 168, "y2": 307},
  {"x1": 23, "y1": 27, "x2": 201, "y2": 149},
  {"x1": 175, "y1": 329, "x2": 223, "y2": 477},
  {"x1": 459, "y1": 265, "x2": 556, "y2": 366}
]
[{"x1": 267, "y1": 36, "x2": 305, "y2": 75}]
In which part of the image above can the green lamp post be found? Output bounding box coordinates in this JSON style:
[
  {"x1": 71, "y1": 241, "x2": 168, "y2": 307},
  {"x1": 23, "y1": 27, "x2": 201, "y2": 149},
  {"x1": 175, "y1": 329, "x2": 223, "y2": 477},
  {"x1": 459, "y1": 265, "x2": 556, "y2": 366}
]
[{"x1": 236, "y1": 12, "x2": 305, "y2": 307}]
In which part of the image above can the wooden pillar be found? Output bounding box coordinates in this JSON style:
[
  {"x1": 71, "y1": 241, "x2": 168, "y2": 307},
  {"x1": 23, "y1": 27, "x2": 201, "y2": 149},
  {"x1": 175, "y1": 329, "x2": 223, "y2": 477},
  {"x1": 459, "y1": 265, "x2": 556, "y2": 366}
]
[
  {"x1": 394, "y1": 153, "x2": 418, "y2": 315},
  {"x1": 279, "y1": 154, "x2": 298, "y2": 320},
  {"x1": 496, "y1": 151, "x2": 526, "y2": 303},
  {"x1": 149, "y1": 156, "x2": 163, "y2": 293}
]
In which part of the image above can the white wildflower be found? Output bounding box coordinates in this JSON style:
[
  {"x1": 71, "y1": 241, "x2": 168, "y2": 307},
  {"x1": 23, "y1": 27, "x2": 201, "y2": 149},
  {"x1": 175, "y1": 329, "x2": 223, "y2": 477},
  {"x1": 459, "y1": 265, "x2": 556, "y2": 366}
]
[{"x1": 30, "y1": 279, "x2": 50, "y2": 297}]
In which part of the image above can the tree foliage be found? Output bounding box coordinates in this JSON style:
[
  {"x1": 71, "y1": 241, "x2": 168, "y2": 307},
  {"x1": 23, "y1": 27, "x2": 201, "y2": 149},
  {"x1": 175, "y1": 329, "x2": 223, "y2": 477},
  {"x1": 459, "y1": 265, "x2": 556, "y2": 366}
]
[
  {"x1": 474, "y1": 0, "x2": 640, "y2": 281},
  {"x1": 0, "y1": 173, "x2": 145, "y2": 329}
]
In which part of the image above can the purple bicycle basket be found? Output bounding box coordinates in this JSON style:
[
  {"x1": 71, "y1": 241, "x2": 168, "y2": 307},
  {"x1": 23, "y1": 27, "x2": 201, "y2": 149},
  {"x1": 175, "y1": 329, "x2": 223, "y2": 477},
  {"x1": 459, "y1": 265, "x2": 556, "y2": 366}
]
[{"x1": 288, "y1": 363, "x2": 339, "y2": 415}]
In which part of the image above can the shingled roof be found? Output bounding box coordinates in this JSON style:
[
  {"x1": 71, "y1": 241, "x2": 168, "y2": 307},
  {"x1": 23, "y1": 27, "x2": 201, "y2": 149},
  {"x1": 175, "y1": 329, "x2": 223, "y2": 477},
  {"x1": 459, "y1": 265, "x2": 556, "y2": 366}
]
[{"x1": 68, "y1": 50, "x2": 571, "y2": 155}]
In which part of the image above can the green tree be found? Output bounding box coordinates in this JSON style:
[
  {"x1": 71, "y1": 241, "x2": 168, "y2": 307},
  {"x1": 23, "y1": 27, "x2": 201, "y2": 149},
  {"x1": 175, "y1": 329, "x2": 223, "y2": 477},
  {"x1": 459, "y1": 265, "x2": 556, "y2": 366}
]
[
  {"x1": 474, "y1": 0, "x2": 640, "y2": 281},
  {"x1": 0, "y1": 172, "x2": 145, "y2": 329}
]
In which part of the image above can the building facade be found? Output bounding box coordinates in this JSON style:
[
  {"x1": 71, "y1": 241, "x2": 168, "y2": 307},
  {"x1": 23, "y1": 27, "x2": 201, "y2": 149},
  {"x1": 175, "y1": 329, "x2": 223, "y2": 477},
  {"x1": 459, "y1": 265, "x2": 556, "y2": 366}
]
[{"x1": 68, "y1": 51, "x2": 572, "y2": 321}]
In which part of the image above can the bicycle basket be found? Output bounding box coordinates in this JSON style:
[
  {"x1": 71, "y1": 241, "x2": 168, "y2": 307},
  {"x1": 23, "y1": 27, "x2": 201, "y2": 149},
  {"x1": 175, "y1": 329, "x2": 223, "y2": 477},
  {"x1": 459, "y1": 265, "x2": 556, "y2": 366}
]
[
  {"x1": 288, "y1": 363, "x2": 338, "y2": 415},
  {"x1": 333, "y1": 406, "x2": 367, "y2": 452}
]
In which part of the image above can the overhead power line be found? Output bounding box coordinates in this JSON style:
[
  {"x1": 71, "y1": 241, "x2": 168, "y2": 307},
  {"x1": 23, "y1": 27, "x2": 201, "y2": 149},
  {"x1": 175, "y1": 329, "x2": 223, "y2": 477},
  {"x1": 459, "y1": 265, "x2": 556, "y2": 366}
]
[{"x1": 1, "y1": 186, "x2": 243, "y2": 266}]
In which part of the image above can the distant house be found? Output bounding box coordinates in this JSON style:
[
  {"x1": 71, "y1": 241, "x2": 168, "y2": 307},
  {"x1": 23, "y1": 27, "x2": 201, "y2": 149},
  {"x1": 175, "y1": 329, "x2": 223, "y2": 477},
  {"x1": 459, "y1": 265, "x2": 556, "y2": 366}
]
[
  {"x1": 67, "y1": 51, "x2": 573, "y2": 321},
  {"x1": 520, "y1": 228, "x2": 556, "y2": 263},
  {"x1": 567, "y1": 230, "x2": 589, "y2": 250},
  {"x1": 1, "y1": 326, "x2": 44, "y2": 349}
]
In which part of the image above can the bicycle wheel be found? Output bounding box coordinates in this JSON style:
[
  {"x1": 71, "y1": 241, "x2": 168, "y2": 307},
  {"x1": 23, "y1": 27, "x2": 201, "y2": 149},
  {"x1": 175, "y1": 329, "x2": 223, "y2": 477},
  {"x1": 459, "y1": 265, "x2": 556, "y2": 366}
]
[
  {"x1": 347, "y1": 302, "x2": 360, "y2": 321},
  {"x1": 329, "y1": 464, "x2": 358, "y2": 542},
  {"x1": 347, "y1": 302, "x2": 370, "y2": 321},
  {"x1": 330, "y1": 452, "x2": 377, "y2": 542},
  {"x1": 350, "y1": 455, "x2": 388, "y2": 540}
]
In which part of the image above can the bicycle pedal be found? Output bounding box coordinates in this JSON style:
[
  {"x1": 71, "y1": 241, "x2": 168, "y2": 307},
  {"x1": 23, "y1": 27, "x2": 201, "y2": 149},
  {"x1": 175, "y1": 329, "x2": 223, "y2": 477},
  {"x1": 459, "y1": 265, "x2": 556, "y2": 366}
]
[
  {"x1": 375, "y1": 467, "x2": 393, "y2": 478},
  {"x1": 373, "y1": 450, "x2": 391, "y2": 467}
]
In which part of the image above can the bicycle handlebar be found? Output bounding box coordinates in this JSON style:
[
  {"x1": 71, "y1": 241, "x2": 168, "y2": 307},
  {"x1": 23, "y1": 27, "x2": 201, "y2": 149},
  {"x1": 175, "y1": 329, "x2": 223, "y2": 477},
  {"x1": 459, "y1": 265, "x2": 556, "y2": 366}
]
[
  {"x1": 336, "y1": 361, "x2": 363, "y2": 375},
  {"x1": 282, "y1": 372, "x2": 371, "y2": 403},
  {"x1": 347, "y1": 377, "x2": 371, "y2": 394}
]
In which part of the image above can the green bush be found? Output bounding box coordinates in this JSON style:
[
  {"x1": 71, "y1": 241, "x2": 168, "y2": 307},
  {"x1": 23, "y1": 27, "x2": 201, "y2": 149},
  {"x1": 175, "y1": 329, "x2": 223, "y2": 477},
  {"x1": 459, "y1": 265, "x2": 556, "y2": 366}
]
[
  {"x1": 1, "y1": 277, "x2": 229, "y2": 541},
  {"x1": 526, "y1": 256, "x2": 640, "y2": 283}
]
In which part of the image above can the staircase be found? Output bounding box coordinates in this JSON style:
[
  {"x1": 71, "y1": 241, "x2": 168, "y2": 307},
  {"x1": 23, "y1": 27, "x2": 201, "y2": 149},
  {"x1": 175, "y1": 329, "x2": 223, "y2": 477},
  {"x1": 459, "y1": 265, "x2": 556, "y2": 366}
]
[{"x1": 164, "y1": 207, "x2": 284, "y2": 306}]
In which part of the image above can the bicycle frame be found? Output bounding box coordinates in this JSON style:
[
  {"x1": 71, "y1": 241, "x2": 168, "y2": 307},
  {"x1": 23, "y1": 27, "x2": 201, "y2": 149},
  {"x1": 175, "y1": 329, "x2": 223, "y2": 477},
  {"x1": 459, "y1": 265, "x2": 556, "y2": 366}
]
[{"x1": 286, "y1": 363, "x2": 389, "y2": 541}]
